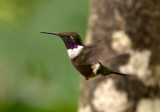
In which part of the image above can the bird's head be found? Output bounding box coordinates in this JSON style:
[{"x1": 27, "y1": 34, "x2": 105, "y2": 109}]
[{"x1": 41, "y1": 31, "x2": 83, "y2": 49}]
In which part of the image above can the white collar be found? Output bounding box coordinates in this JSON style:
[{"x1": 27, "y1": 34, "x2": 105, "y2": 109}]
[{"x1": 67, "y1": 45, "x2": 84, "y2": 59}]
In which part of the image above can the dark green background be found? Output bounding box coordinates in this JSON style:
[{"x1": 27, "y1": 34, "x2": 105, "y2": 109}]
[{"x1": 0, "y1": 0, "x2": 89, "y2": 112}]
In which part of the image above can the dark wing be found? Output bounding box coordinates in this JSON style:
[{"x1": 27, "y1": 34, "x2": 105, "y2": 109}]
[
  {"x1": 83, "y1": 44, "x2": 130, "y2": 69},
  {"x1": 84, "y1": 44, "x2": 118, "y2": 65}
]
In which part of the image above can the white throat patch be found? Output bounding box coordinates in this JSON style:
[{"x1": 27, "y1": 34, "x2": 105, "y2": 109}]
[{"x1": 67, "y1": 45, "x2": 84, "y2": 59}]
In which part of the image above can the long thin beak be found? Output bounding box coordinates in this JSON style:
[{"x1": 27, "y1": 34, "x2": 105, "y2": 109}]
[{"x1": 40, "y1": 31, "x2": 59, "y2": 36}]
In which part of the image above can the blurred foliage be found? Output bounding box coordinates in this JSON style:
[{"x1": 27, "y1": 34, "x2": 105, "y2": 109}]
[{"x1": 0, "y1": 0, "x2": 89, "y2": 112}]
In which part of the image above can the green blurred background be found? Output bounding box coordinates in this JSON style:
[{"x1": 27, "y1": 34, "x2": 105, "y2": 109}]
[{"x1": 0, "y1": 0, "x2": 89, "y2": 112}]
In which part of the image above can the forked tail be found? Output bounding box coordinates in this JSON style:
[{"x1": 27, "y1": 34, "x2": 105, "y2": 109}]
[
  {"x1": 110, "y1": 71, "x2": 128, "y2": 76},
  {"x1": 104, "y1": 71, "x2": 129, "y2": 77}
]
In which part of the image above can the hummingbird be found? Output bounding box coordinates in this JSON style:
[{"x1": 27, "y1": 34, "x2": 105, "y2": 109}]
[{"x1": 41, "y1": 31, "x2": 128, "y2": 80}]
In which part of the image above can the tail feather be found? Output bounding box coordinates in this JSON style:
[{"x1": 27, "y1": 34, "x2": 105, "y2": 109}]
[
  {"x1": 111, "y1": 71, "x2": 128, "y2": 76},
  {"x1": 105, "y1": 71, "x2": 129, "y2": 77},
  {"x1": 97, "y1": 62, "x2": 130, "y2": 77}
]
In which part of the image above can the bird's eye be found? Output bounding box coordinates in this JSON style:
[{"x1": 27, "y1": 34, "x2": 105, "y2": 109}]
[{"x1": 66, "y1": 35, "x2": 70, "y2": 38}]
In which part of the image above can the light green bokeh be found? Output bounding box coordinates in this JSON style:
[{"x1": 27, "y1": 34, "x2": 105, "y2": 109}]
[{"x1": 0, "y1": 0, "x2": 89, "y2": 112}]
